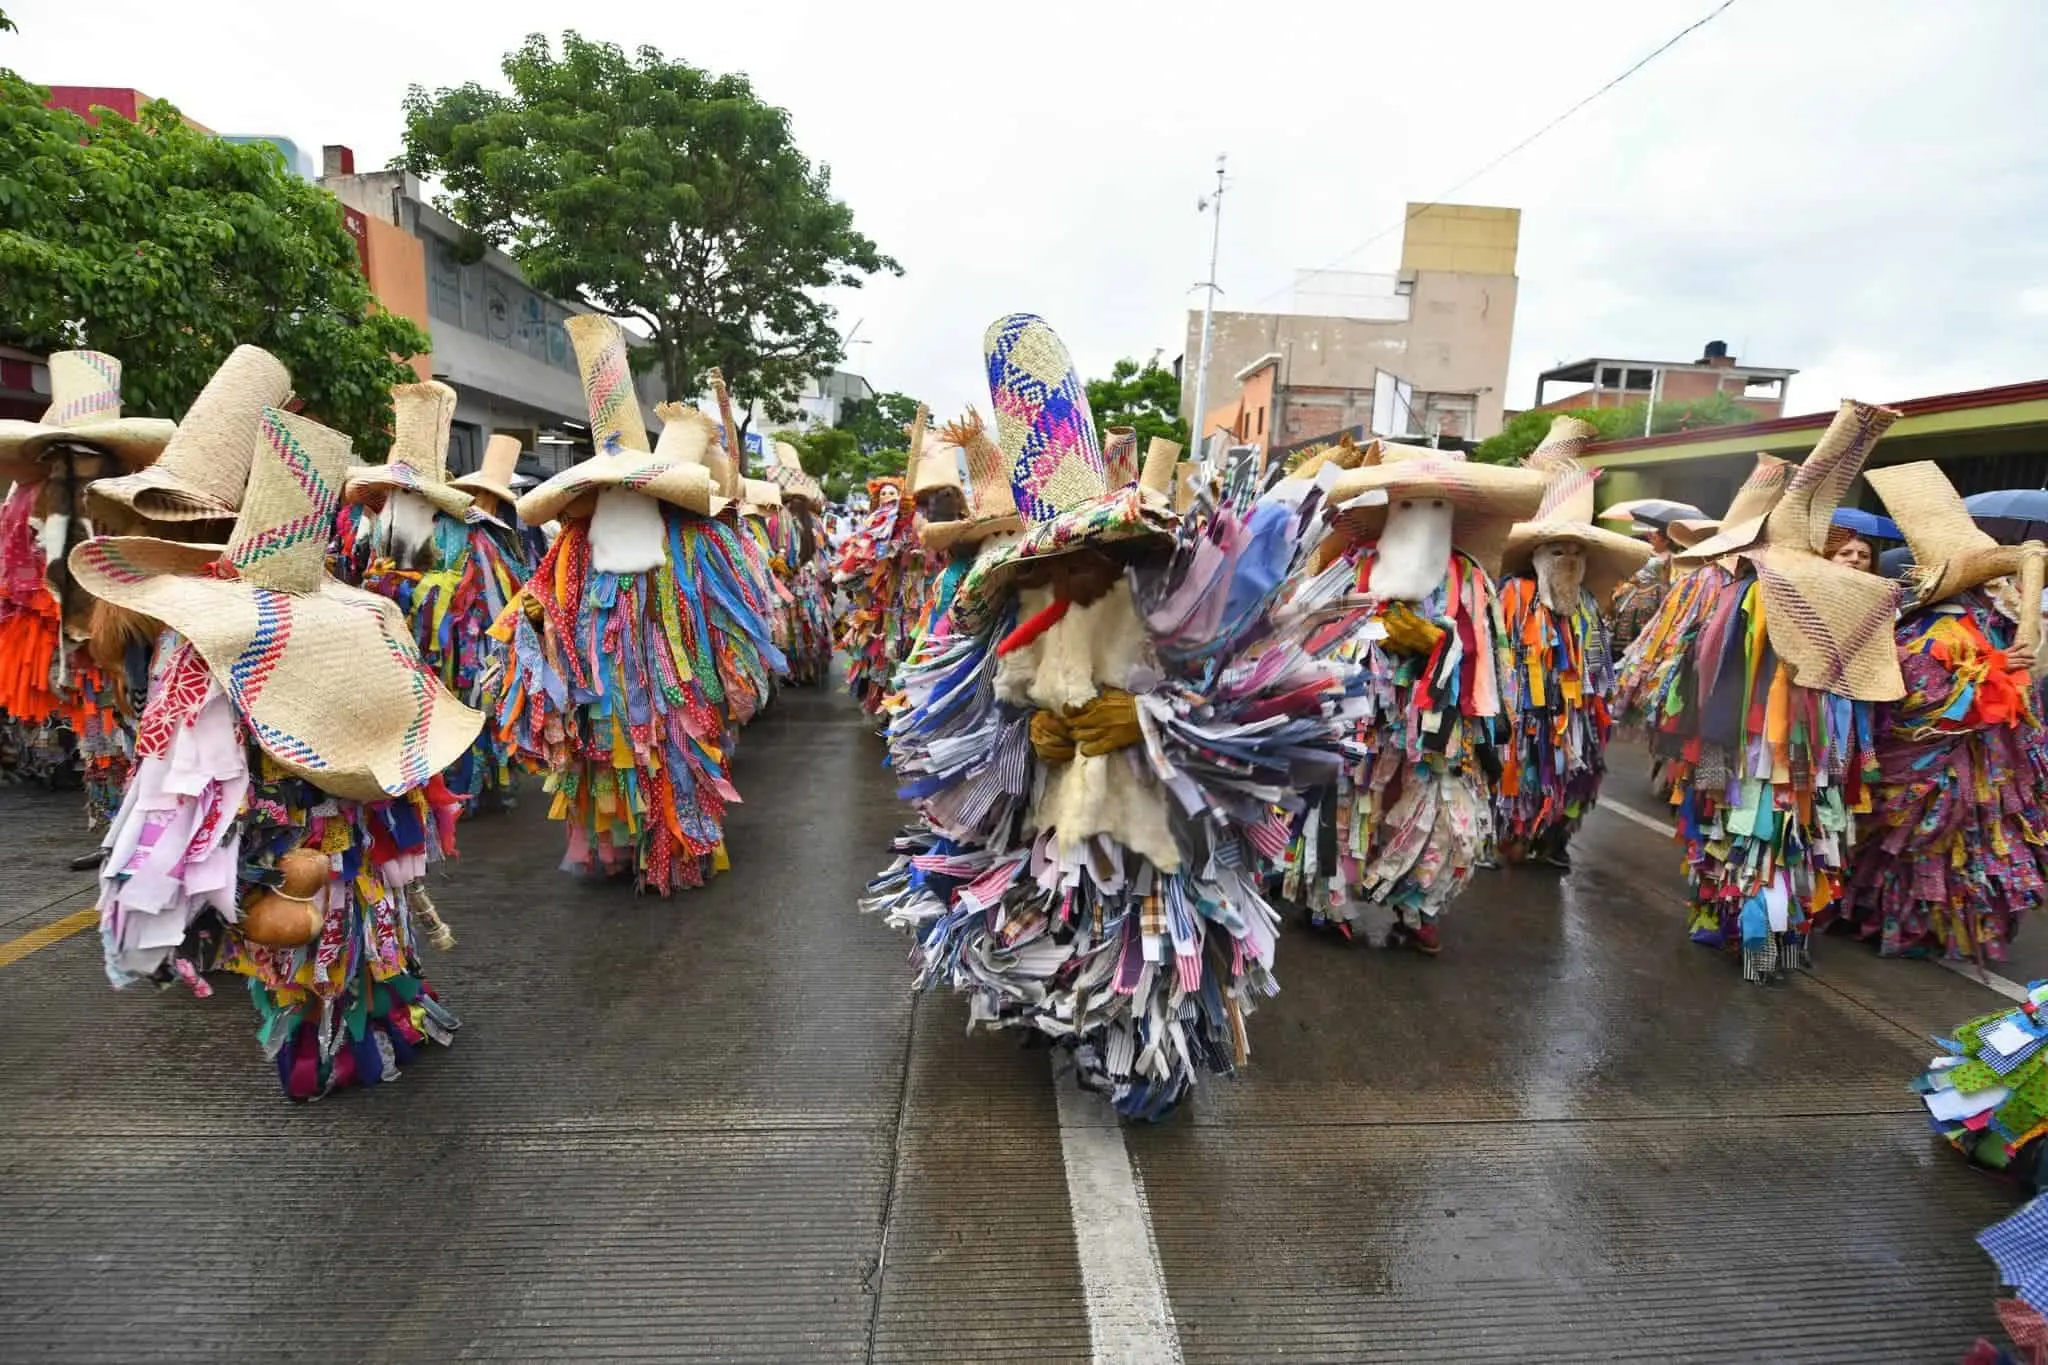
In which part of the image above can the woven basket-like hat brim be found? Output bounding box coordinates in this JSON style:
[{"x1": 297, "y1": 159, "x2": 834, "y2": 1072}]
[
  {"x1": 922, "y1": 511, "x2": 1024, "y2": 554},
  {"x1": 1864, "y1": 460, "x2": 2021, "y2": 603},
  {"x1": 0, "y1": 418, "x2": 176, "y2": 477},
  {"x1": 1500, "y1": 521, "x2": 1654, "y2": 600},
  {"x1": 343, "y1": 464, "x2": 475, "y2": 519},
  {"x1": 1673, "y1": 514, "x2": 1770, "y2": 565},
  {"x1": 447, "y1": 472, "x2": 519, "y2": 508},
  {"x1": 517, "y1": 451, "x2": 713, "y2": 524},
  {"x1": 70, "y1": 536, "x2": 483, "y2": 799},
  {"x1": 87, "y1": 346, "x2": 292, "y2": 524},
  {"x1": 1326, "y1": 457, "x2": 1549, "y2": 578},
  {"x1": 948, "y1": 487, "x2": 1171, "y2": 632},
  {"x1": 1752, "y1": 544, "x2": 1905, "y2": 702}
]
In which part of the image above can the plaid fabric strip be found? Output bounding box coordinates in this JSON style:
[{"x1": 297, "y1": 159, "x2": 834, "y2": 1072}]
[{"x1": 1980, "y1": 1194, "x2": 2048, "y2": 1294}]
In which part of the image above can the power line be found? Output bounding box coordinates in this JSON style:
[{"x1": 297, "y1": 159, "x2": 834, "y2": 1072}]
[{"x1": 1248, "y1": 0, "x2": 1738, "y2": 310}]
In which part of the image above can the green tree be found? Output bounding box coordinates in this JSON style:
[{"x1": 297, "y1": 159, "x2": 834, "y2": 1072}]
[
  {"x1": 788, "y1": 426, "x2": 905, "y2": 502},
  {"x1": 1474, "y1": 390, "x2": 1761, "y2": 465},
  {"x1": 836, "y1": 391, "x2": 925, "y2": 454},
  {"x1": 1, "y1": 11, "x2": 15, "y2": 33},
  {"x1": 1086, "y1": 357, "x2": 1190, "y2": 448},
  {"x1": 0, "y1": 73, "x2": 428, "y2": 457},
  {"x1": 399, "y1": 32, "x2": 900, "y2": 427}
]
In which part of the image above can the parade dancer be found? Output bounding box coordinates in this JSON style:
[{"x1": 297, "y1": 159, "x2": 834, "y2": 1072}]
[
  {"x1": 913, "y1": 410, "x2": 1021, "y2": 643},
  {"x1": 0, "y1": 351, "x2": 175, "y2": 818},
  {"x1": 1281, "y1": 442, "x2": 1548, "y2": 953},
  {"x1": 340, "y1": 384, "x2": 533, "y2": 815},
  {"x1": 865, "y1": 313, "x2": 1345, "y2": 1118},
  {"x1": 496, "y1": 316, "x2": 781, "y2": 894},
  {"x1": 766, "y1": 439, "x2": 834, "y2": 685},
  {"x1": 1494, "y1": 418, "x2": 1650, "y2": 868},
  {"x1": 1652, "y1": 401, "x2": 1899, "y2": 983},
  {"x1": 835, "y1": 406, "x2": 929, "y2": 717},
  {"x1": 1844, "y1": 462, "x2": 2048, "y2": 961},
  {"x1": 75, "y1": 385, "x2": 481, "y2": 1098}
]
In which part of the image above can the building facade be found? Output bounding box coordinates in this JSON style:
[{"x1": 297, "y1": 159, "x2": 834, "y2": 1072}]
[
  {"x1": 1185, "y1": 203, "x2": 1521, "y2": 448},
  {"x1": 1532, "y1": 341, "x2": 1795, "y2": 419}
]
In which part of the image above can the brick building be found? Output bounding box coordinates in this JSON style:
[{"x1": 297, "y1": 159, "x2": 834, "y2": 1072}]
[{"x1": 1531, "y1": 341, "x2": 1796, "y2": 419}]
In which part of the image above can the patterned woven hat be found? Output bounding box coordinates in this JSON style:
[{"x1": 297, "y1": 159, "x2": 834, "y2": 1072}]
[
  {"x1": 1671, "y1": 453, "x2": 1795, "y2": 558},
  {"x1": 1747, "y1": 400, "x2": 1906, "y2": 701},
  {"x1": 948, "y1": 314, "x2": 1175, "y2": 628},
  {"x1": 1102, "y1": 427, "x2": 1140, "y2": 489},
  {"x1": 342, "y1": 381, "x2": 475, "y2": 520},
  {"x1": 767, "y1": 439, "x2": 825, "y2": 510},
  {"x1": 450, "y1": 433, "x2": 523, "y2": 513},
  {"x1": 517, "y1": 316, "x2": 713, "y2": 524},
  {"x1": 70, "y1": 408, "x2": 482, "y2": 801},
  {"x1": 0, "y1": 351, "x2": 175, "y2": 481},
  {"x1": 1500, "y1": 421, "x2": 1653, "y2": 599},
  {"x1": 1868, "y1": 460, "x2": 2046, "y2": 605},
  {"x1": 921, "y1": 409, "x2": 1023, "y2": 552},
  {"x1": 90, "y1": 345, "x2": 288, "y2": 526},
  {"x1": 1325, "y1": 443, "x2": 1550, "y2": 578}
]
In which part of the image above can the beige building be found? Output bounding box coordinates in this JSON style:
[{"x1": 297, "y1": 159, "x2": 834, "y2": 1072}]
[{"x1": 1184, "y1": 203, "x2": 1520, "y2": 449}]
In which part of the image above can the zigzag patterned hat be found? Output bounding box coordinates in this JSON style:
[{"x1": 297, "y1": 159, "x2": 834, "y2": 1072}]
[{"x1": 70, "y1": 407, "x2": 481, "y2": 800}]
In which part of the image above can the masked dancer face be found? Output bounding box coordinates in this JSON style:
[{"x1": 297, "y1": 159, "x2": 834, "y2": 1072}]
[
  {"x1": 1534, "y1": 540, "x2": 1587, "y2": 614},
  {"x1": 1372, "y1": 496, "x2": 1454, "y2": 603}
]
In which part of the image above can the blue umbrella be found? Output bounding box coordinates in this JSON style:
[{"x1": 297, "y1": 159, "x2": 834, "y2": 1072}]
[
  {"x1": 1831, "y1": 507, "x2": 1900, "y2": 540},
  {"x1": 1964, "y1": 489, "x2": 2048, "y2": 544},
  {"x1": 1878, "y1": 545, "x2": 1916, "y2": 580}
]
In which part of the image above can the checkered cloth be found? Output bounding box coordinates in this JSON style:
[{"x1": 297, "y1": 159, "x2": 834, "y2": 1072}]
[{"x1": 1980, "y1": 1194, "x2": 2048, "y2": 1310}]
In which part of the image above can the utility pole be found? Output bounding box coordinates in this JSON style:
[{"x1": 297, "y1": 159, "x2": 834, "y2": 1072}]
[{"x1": 1189, "y1": 155, "x2": 1228, "y2": 469}]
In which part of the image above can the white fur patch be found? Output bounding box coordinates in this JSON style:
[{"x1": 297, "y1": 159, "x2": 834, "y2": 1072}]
[
  {"x1": 1373, "y1": 498, "x2": 1453, "y2": 602},
  {"x1": 1534, "y1": 541, "x2": 1586, "y2": 615},
  {"x1": 382, "y1": 490, "x2": 439, "y2": 569},
  {"x1": 590, "y1": 488, "x2": 668, "y2": 574},
  {"x1": 38, "y1": 512, "x2": 69, "y2": 567}
]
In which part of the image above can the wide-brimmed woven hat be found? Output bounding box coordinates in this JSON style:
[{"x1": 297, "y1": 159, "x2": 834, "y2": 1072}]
[
  {"x1": 89, "y1": 345, "x2": 288, "y2": 526},
  {"x1": 450, "y1": 433, "x2": 523, "y2": 512},
  {"x1": 71, "y1": 407, "x2": 481, "y2": 801},
  {"x1": 0, "y1": 351, "x2": 175, "y2": 481},
  {"x1": 741, "y1": 477, "x2": 785, "y2": 516},
  {"x1": 1744, "y1": 401, "x2": 1905, "y2": 701},
  {"x1": 1102, "y1": 427, "x2": 1140, "y2": 490},
  {"x1": 921, "y1": 409, "x2": 1023, "y2": 552},
  {"x1": 516, "y1": 316, "x2": 713, "y2": 524},
  {"x1": 766, "y1": 439, "x2": 825, "y2": 510},
  {"x1": 1868, "y1": 461, "x2": 2046, "y2": 605},
  {"x1": 948, "y1": 314, "x2": 1177, "y2": 628},
  {"x1": 1325, "y1": 443, "x2": 1550, "y2": 578},
  {"x1": 1671, "y1": 453, "x2": 1795, "y2": 558},
  {"x1": 343, "y1": 381, "x2": 475, "y2": 519},
  {"x1": 1500, "y1": 419, "x2": 1652, "y2": 598}
]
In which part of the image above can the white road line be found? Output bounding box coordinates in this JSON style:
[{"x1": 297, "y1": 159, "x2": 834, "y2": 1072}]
[
  {"x1": 1595, "y1": 799, "x2": 2038, "y2": 1004},
  {"x1": 1052, "y1": 1063, "x2": 1183, "y2": 1365}
]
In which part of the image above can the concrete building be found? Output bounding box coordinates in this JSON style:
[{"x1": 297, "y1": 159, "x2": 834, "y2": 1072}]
[
  {"x1": 1185, "y1": 203, "x2": 1521, "y2": 448},
  {"x1": 1532, "y1": 341, "x2": 1796, "y2": 419}
]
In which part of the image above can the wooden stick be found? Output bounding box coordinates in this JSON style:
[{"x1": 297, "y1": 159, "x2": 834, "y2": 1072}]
[{"x1": 706, "y1": 366, "x2": 744, "y2": 501}]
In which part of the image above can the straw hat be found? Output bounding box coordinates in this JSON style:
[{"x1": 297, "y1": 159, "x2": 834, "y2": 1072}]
[
  {"x1": 1173, "y1": 460, "x2": 1202, "y2": 514},
  {"x1": 1742, "y1": 400, "x2": 1905, "y2": 701},
  {"x1": 1324, "y1": 443, "x2": 1550, "y2": 578},
  {"x1": 70, "y1": 407, "x2": 482, "y2": 801},
  {"x1": 1671, "y1": 453, "x2": 1795, "y2": 558},
  {"x1": 343, "y1": 381, "x2": 475, "y2": 519},
  {"x1": 1291, "y1": 434, "x2": 1370, "y2": 482},
  {"x1": 921, "y1": 409, "x2": 1022, "y2": 552},
  {"x1": 450, "y1": 433, "x2": 523, "y2": 513},
  {"x1": 1500, "y1": 420, "x2": 1652, "y2": 599},
  {"x1": 766, "y1": 439, "x2": 825, "y2": 510},
  {"x1": 1102, "y1": 427, "x2": 1140, "y2": 489},
  {"x1": 948, "y1": 314, "x2": 1176, "y2": 629},
  {"x1": 741, "y1": 477, "x2": 785, "y2": 516},
  {"x1": 0, "y1": 351, "x2": 175, "y2": 481},
  {"x1": 1137, "y1": 436, "x2": 1181, "y2": 509},
  {"x1": 90, "y1": 345, "x2": 288, "y2": 526},
  {"x1": 909, "y1": 427, "x2": 967, "y2": 502},
  {"x1": 516, "y1": 316, "x2": 714, "y2": 524},
  {"x1": 1867, "y1": 461, "x2": 2045, "y2": 604}
]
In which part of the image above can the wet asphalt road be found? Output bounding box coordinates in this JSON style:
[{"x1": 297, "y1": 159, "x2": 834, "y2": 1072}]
[{"x1": 0, "y1": 684, "x2": 2030, "y2": 1363}]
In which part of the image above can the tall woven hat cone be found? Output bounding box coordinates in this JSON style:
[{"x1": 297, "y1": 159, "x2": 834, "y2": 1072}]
[
  {"x1": 1500, "y1": 449, "x2": 1652, "y2": 599},
  {"x1": 343, "y1": 381, "x2": 474, "y2": 519},
  {"x1": 516, "y1": 318, "x2": 711, "y2": 523},
  {"x1": 1138, "y1": 436, "x2": 1182, "y2": 503},
  {"x1": 1868, "y1": 460, "x2": 2035, "y2": 603},
  {"x1": 1745, "y1": 401, "x2": 1907, "y2": 701},
  {"x1": 69, "y1": 408, "x2": 483, "y2": 800},
  {"x1": 766, "y1": 439, "x2": 825, "y2": 509},
  {"x1": 948, "y1": 314, "x2": 1174, "y2": 628},
  {"x1": 449, "y1": 433, "x2": 524, "y2": 511},
  {"x1": 89, "y1": 345, "x2": 288, "y2": 526},
  {"x1": 1672, "y1": 452, "x2": 1798, "y2": 560},
  {"x1": 1527, "y1": 415, "x2": 1599, "y2": 466},
  {"x1": 1103, "y1": 427, "x2": 1140, "y2": 489},
  {"x1": 922, "y1": 410, "x2": 1023, "y2": 552},
  {"x1": 1173, "y1": 460, "x2": 1201, "y2": 513},
  {"x1": 1325, "y1": 443, "x2": 1550, "y2": 578},
  {"x1": 0, "y1": 350, "x2": 176, "y2": 479},
  {"x1": 909, "y1": 428, "x2": 968, "y2": 500}
]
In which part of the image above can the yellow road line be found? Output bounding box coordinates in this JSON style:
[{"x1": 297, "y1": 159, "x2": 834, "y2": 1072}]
[{"x1": 0, "y1": 906, "x2": 97, "y2": 968}]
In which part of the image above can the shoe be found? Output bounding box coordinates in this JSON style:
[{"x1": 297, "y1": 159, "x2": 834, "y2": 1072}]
[
  {"x1": 1538, "y1": 847, "x2": 1571, "y2": 871},
  {"x1": 70, "y1": 848, "x2": 107, "y2": 871},
  {"x1": 1386, "y1": 920, "x2": 1441, "y2": 956}
]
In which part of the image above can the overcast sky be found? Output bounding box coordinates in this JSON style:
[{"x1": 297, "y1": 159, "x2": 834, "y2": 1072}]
[{"x1": 8, "y1": 0, "x2": 2044, "y2": 429}]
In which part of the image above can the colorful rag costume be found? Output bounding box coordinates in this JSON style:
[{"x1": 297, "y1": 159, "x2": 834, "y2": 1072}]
[
  {"x1": 766, "y1": 439, "x2": 834, "y2": 685},
  {"x1": 1654, "y1": 402, "x2": 1904, "y2": 982},
  {"x1": 864, "y1": 314, "x2": 1344, "y2": 1118},
  {"x1": 75, "y1": 369, "x2": 482, "y2": 1100},
  {"x1": 494, "y1": 318, "x2": 781, "y2": 894},
  {"x1": 1492, "y1": 419, "x2": 1648, "y2": 862},
  {"x1": 836, "y1": 468, "x2": 926, "y2": 715},
  {"x1": 1842, "y1": 462, "x2": 2048, "y2": 962},
  {"x1": 0, "y1": 351, "x2": 178, "y2": 817},
  {"x1": 1281, "y1": 443, "x2": 1548, "y2": 949}
]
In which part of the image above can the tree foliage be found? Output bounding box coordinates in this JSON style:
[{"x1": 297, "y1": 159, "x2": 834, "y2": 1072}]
[
  {"x1": 1475, "y1": 390, "x2": 1761, "y2": 465},
  {"x1": 398, "y1": 31, "x2": 900, "y2": 425},
  {"x1": 0, "y1": 72, "x2": 429, "y2": 456},
  {"x1": 1086, "y1": 357, "x2": 1190, "y2": 449},
  {"x1": 787, "y1": 425, "x2": 906, "y2": 502},
  {"x1": 836, "y1": 390, "x2": 925, "y2": 455}
]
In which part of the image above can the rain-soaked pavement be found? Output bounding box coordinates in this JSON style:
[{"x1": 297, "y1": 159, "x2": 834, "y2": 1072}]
[{"x1": 0, "y1": 679, "x2": 2030, "y2": 1363}]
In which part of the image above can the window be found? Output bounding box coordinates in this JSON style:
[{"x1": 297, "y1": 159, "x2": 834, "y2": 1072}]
[
  {"x1": 1624, "y1": 368, "x2": 1654, "y2": 391},
  {"x1": 1256, "y1": 407, "x2": 1264, "y2": 436}
]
